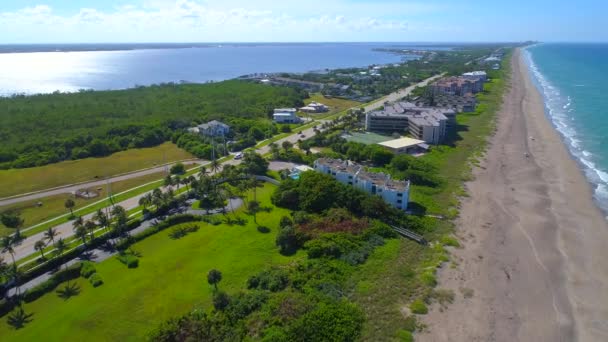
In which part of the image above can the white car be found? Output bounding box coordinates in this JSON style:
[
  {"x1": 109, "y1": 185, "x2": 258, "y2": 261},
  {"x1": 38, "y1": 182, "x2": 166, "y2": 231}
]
[{"x1": 234, "y1": 152, "x2": 243, "y2": 159}]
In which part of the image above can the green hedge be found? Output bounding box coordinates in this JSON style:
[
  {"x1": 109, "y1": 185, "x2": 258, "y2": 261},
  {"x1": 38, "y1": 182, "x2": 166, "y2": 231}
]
[
  {"x1": 22, "y1": 263, "x2": 83, "y2": 303},
  {"x1": 117, "y1": 254, "x2": 139, "y2": 269},
  {"x1": 89, "y1": 274, "x2": 103, "y2": 287},
  {"x1": 80, "y1": 261, "x2": 97, "y2": 279}
]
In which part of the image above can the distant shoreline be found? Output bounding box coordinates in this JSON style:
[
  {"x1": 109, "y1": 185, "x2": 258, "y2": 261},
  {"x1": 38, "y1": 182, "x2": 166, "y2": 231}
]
[{"x1": 0, "y1": 42, "x2": 487, "y2": 54}]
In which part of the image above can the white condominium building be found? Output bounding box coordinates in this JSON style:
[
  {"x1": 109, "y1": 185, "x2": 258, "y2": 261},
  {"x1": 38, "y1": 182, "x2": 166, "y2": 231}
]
[{"x1": 313, "y1": 158, "x2": 410, "y2": 211}]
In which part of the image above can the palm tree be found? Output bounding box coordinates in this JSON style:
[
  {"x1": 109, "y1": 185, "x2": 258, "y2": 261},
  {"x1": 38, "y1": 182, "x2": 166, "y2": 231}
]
[
  {"x1": 211, "y1": 158, "x2": 221, "y2": 174},
  {"x1": 111, "y1": 206, "x2": 128, "y2": 240},
  {"x1": 54, "y1": 238, "x2": 67, "y2": 260},
  {"x1": 199, "y1": 166, "x2": 208, "y2": 179},
  {"x1": 1, "y1": 236, "x2": 16, "y2": 266},
  {"x1": 163, "y1": 175, "x2": 174, "y2": 188},
  {"x1": 44, "y1": 227, "x2": 58, "y2": 246},
  {"x1": 34, "y1": 240, "x2": 47, "y2": 259},
  {"x1": 207, "y1": 269, "x2": 222, "y2": 290},
  {"x1": 138, "y1": 195, "x2": 150, "y2": 209},
  {"x1": 64, "y1": 198, "x2": 76, "y2": 216},
  {"x1": 84, "y1": 220, "x2": 97, "y2": 242},
  {"x1": 94, "y1": 209, "x2": 110, "y2": 234},
  {"x1": 74, "y1": 226, "x2": 88, "y2": 246},
  {"x1": 72, "y1": 215, "x2": 83, "y2": 231}
]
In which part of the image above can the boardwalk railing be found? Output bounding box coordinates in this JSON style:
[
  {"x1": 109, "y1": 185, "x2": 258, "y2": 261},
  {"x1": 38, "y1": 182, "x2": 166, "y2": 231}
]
[{"x1": 390, "y1": 225, "x2": 427, "y2": 245}]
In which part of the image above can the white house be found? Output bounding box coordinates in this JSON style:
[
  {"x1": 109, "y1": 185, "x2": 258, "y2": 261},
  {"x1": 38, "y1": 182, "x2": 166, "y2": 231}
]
[
  {"x1": 197, "y1": 120, "x2": 230, "y2": 137},
  {"x1": 313, "y1": 158, "x2": 410, "y2": 211},
  {"x1": 299, "y1": 102, "x2": 329, "y2": 113},
  {"x1": 273, "y1": 108, "x2": 300, "y2": 123}
]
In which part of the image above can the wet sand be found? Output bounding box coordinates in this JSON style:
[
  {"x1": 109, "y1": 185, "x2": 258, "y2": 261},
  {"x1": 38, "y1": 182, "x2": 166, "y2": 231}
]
[{"x1": 419, "y1": 49, "x2": 608, "y2": 341}]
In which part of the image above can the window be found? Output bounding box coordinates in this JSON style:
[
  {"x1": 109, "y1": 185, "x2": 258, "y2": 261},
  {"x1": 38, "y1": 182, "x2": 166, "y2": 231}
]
[
  {"x1": 397, "y1": 200, "x2": 402, "y2": 204},
  {"x1": 397, "y1": 193, "x2": 403, "y2": 197}
]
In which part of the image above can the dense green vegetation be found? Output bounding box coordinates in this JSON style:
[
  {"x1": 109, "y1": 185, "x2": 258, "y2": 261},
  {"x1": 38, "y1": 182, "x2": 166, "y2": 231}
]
[
  {"x1": 283, "y1": 45, "x2": 503, "y2": 100},
  {"x1": 0, "y1": 81, "x2": 306, "y2": 169}
]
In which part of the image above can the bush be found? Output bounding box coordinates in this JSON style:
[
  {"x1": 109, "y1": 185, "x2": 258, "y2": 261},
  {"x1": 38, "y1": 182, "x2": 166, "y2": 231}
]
[
  {"x1": 396, "y1": 329, "x2": 414, "y2": 342},
  {"x1": 117, "y1": 254, "x2": 139, "y2": 268},
  {"x1": 276, "y1": 227, "x2": 305, "y2": 256},
  {"x1": 441, "y1": 236, "x2": 460, "y2": 247},
  {"x1": 170, "y1": 162, "x2": 186, "y2": 175},
  {"x1": 420, "y1": 271, "x2": 437, "y2": 287},
  {"x1": 288, "y1": 301, "x2": 364, "y2": 341},
  {"x1": 410, "y1": 299, "x2": 428, "y2": 315},
  {"x1": 247, "y1": 268, "x2": 289, "y2": 292},
  {"x1": 213, "y1": 291, "x2": 230, "y2": 311},
  {"x1": 80, "y1": 261, "x2": 97, "y2": 279},
  {"x1": 22, "y1": 263, "x2": 83, "y2": 303},
  {"x1": 89, "y1": 273, "x2": 104, "y2": 287},
  {"x1": 403, "y1": 315, "x2": 417, "y2": 332}
]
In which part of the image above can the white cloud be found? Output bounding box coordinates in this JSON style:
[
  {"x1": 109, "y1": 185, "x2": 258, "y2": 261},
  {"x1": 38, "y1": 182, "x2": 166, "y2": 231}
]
[{"x1": 0, "y1": 0, "x2": 453, "y2": 43}]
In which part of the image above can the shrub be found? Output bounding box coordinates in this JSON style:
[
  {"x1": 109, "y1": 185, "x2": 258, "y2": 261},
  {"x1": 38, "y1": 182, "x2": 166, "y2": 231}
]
[
  {"x1": 22, "y1": 263, "x2": 83, "y2": 303},
  {"x1": 247, "y1": 268, "x2": 289, "y2": 292},
  {"x1": 213, "y1": 291, "x2": 230, "y2": 311},
  {"x1": 117, "y1": 254, "x2": 139, "y2": 268},
  {"x1": 287, "y1": 301, "x2": 364, "y2": 341},
  {"x1": 410, "y1": 299, "x2": 428, "y2": 315},
  {"x1": 257, "y1": 225, "x2": 271, "y2": 233},
  {"x1": 276, "y1": 226, "x2": 305, "y2": 256},
  {"x1": 170, "y1": 162, "x2": 186, "y2": 175},
  {"x1": 89, "y1": 273, "x2": 104, "y2": 287},
  {"x1": 441, "y1": 236, "x2": 460, "y2": 247},
  {"x1": 80, "y1": 261, "x2": 97, "y2": 279},
  {"x1": 396, "y1": 329, "x2": 414, "y2": 342},
  {"x1": 420, "y1": 271, "x2": 437, "y2": 287},
  {"x1": 403, "y1": 315, "x2": 417, "y2": 332}
]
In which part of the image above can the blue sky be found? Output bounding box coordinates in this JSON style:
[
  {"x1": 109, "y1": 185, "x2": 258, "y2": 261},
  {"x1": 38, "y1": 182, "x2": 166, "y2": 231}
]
[{"x1": 0, "y1": 0, "x2": 606, "y2": 43}]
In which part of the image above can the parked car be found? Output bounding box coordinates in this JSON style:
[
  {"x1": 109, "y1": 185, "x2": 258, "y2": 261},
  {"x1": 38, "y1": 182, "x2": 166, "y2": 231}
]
[{"x1": 234, "y1": 152, "x2": 243, "y2": 159}]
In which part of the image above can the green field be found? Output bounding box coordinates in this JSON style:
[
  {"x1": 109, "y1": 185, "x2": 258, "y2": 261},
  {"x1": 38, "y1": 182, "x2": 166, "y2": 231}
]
[
  {"x1": 344, "y1": 131, "x2": 394, "y2": 145},
  {"x1": 0, "y1": 171, "x2": 175, "y2": 236},
  {"x1": 0, "y1": 142, "x2": 193, "y2": 198},
  {"x1": 303, "y1": 93, "x2": 361, "y2": 117},
  {"x1": 1, "y1": 183, "x2": 299, "y2": 340}
]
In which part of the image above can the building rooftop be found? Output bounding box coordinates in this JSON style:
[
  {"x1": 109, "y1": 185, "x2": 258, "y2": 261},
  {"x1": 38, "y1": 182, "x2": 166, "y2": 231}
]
[
  {"x1": 274, "y1": 108, "x2": 297, "y2": 113},
  {"x1": 463, "y1": 71, "x2": 487, "y2": 77},
  {"x1": 378, "y1": 137, "x2": 426, "y2": 149}
]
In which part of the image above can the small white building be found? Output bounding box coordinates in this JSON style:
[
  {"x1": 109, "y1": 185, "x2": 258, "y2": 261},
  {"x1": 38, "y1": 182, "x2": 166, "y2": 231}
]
[
  {"x1": 299, "y1": 102, "x2": 329, "y2": 113},
  {"x1": 273, "y1": 108, "x2": 300, "y2": 123},
  {"x1": 313, "y1": 158, "x2": 410, "y2": 211},
  {"x1": 462, "y1": 71, "x2": 488, "y2": 82},
  {"x1": 378, "y1": 137, "x2": 428, "y2": 155},
  {"x1": 197, "y1": 120, "x2": 230, "y2": 137}
]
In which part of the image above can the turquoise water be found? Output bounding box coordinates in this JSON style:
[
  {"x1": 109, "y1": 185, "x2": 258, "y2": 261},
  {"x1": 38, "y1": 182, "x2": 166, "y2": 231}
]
[{"x1": 525, "y1": 43, "x2": 608, "y2": 214}]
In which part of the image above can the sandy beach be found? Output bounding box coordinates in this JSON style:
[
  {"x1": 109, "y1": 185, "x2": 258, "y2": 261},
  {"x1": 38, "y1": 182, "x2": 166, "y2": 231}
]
[{"x1": 419, "y1": 49, "x2": 608, "y2": 341}]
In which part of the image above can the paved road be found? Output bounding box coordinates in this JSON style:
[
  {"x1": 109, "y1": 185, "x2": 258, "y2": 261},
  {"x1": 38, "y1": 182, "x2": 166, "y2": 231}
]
[
  {"x1": 363, "y1": 73, "x2": 445, "y2": 112},
  {"x1": 1, "y1": 74, "x2": 441, "y2": 263},
  {"x1": 0, "y1": 160, "x2": 205, "y2": 207}
]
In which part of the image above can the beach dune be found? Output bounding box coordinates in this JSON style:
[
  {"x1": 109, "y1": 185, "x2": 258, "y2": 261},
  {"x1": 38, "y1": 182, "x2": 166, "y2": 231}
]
[{"x1": 420, "y1": 49, "x2": 608, "y2": 341}]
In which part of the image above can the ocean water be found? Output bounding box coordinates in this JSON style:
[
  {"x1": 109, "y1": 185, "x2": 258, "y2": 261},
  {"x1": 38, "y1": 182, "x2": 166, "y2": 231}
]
[
  {"x1": 525, "y1": 43, "x2": 608, "y2": 215},
  {"x1": 0, "y1": 43, "x2": 422, "y2": 96}
]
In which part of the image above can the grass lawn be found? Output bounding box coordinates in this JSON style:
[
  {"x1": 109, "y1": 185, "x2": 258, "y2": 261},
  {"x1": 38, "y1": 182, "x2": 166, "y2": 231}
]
[
  {"x1": 0, "y1": 183, "x2": 300, "y2": 341},
  {"x1": 0, "y1": 142, "x2": 193, "y2": 198},
  {"x1": 0, "y1": 171, "x2": 173, "y2": 237},
  {"x1": 302, "y1": 93, "x2": 361, "y2": 117}
]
